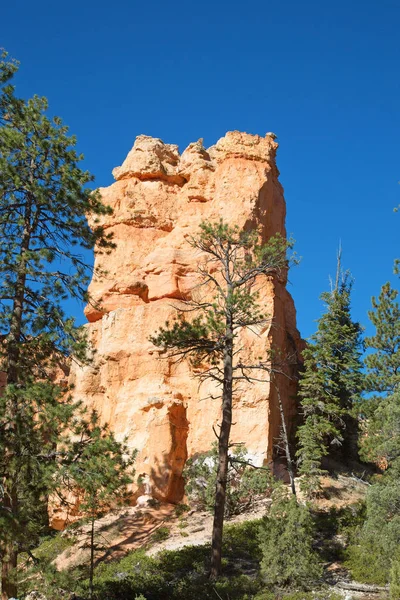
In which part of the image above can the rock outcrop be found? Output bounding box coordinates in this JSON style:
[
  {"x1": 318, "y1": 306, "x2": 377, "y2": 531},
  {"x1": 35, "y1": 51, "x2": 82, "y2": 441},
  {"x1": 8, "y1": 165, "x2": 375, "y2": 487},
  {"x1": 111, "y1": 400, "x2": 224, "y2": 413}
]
[{"x1": 68, "y1": 131, "x2": 302, "y2": 509}]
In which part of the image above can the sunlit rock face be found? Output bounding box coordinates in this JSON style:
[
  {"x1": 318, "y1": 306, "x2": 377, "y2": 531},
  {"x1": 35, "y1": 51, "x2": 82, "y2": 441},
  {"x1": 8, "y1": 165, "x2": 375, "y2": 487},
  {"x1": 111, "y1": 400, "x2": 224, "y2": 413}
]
[{"x1": 69, "y1": 131, "x2": 303, "y2": 505}]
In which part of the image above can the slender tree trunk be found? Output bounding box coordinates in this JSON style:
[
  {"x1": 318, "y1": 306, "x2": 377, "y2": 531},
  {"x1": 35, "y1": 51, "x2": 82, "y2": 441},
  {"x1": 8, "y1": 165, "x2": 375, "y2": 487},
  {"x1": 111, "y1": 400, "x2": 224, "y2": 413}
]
[
  {"x1": 210, "y1": 315, "x2": 233, "y2": 580},
  {"x1": 275, "y1": 381, "x2": 296, "y2": 497},
  {"x1": 89, "y1": 515, "x2": 95, "y2": 600}
]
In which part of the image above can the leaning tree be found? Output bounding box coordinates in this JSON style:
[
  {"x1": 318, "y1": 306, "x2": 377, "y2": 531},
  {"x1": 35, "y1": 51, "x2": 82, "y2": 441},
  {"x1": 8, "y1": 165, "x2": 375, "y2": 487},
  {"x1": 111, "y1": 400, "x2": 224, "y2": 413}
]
[{"x1": 151, "y1": 220, "x2": 295, "y2": 578}]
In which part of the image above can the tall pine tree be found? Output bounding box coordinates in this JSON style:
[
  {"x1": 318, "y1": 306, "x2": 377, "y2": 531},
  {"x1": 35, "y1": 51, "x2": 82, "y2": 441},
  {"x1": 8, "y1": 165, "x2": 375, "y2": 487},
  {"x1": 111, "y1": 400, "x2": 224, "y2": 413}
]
[
  {"x1": 0, "y1": 50, "x2": 113, "y2": 599},
  {"x1": 297, "y1": 268, "x2": 364, "y2": 495},
  {"x1": 360, "y1": 283, "x2": 400, "y2": 466},
  {"x1": 151, "y1": 220, "x2": 293, "y2": 578}
]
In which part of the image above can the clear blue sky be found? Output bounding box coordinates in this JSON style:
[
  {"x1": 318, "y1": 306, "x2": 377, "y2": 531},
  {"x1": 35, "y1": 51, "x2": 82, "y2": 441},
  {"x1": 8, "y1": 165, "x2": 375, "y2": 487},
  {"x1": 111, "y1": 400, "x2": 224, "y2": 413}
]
[{"x1": 2, "y1": 0, "x2": 399, "y2": 339}]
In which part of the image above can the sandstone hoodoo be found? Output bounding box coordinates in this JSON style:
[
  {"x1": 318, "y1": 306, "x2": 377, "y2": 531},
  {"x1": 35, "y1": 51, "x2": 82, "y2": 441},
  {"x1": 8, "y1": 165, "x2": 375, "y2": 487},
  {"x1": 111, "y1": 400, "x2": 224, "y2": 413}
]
[{"x1": 69, "y1": 131, "x2": 302, "y2": 507}]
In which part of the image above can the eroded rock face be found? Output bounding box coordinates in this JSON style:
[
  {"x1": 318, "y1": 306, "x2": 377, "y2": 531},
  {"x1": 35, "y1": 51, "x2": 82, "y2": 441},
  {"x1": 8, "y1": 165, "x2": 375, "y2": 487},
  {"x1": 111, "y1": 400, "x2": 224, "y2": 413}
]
[{"x1": 70, "y1": 131, "x2": 302, "y2": 506}]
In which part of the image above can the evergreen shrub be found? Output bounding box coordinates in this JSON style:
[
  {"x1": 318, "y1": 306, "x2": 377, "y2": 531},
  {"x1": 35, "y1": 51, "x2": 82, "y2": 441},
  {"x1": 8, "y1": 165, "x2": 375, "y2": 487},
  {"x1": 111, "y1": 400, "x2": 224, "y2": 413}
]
[{"x1": 258, "y1": 496, "x2": 322, "y2": 590}]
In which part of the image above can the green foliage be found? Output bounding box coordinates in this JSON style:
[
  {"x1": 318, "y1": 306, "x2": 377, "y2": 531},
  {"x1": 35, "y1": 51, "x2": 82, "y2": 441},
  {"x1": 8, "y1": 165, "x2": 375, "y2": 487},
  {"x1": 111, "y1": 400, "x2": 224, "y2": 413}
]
[
  {"x1": 150, "y1": 222, "x2": 294, "y2": 368},
  {"x1": 174, "y1": 503, "x2": 190, "y2": 517},
  {"x1": 19, "y1": 520, "x2": 263, "y2": 599},
  {"x1": 150, "y1": 219, "x2": 296, "y2": 577},
  {"x1": 296, "y1": 273, "x2": 364, "y2": 495},
  {"x1": 0, "y1": 383, "x2": 78, "y2": 557},
  {"x1": 360, "y1": 283, "x2": 400, "y2": 467},
  {"x1": 17, "y1": 531, "x2": 79, "y2": 599},
  {"x1": 58, "y1": 411, "x2": 136, "y2": 597},
  {"x1": 391, "y1": 560, "x2": 400, "y2": 600},
  {"x1": 33, "y1": 531, "x2": 76, "y2": 563},
  {"x1": 91, "y1": 544, "x2": 259, "y2": 600},
  {"x1": 151, "y1": 526, "x2": 170, "y2": 542},
  {"x1": 349, "y1": 283, "x2": 400, "y2": 590},
  {"x1": 360, "y1": 389, "x2": 400, "y2": 467},
  {"x1": 311, "y1": 501, "x2": 366, "y2": 564},
  {"x1": 0, "y1": 50, "x2": 19, "y2": 85},
  {"x1": 59, "y1": 411, "x2": 136, "y2": 518},
  {"x1": 184, "y1": 444, "x2": 274, "y2": 516},
  {"x1": 0, "y1": 51, "x2": 114, "y2": 375},
  {"x1": 222, "y1": 519, "x2": 262, "y2": 561},
  {"x1": 258, "y1": 496, "x2": 322, "y2": 590},
  {"x1": 0, "y1": 48, "x2": 114, "y2": 597},
  {"x1": 346, "y1": 472, "x2": 400, "y2": 584},
  {"x1": 364, "y1": 283, "x2": 400, "y2": 395},
  {"x1": 313, "y1": 501, "x2": 366, "y2": 539},
  {"x1": 254, "y1": 592, "x2": 342, "y2": 600}
]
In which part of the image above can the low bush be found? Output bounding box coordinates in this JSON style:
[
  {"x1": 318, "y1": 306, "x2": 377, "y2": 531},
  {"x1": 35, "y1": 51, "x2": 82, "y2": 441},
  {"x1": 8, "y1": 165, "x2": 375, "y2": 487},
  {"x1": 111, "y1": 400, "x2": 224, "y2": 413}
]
[
  {"x1": 253, "y1": 591, "x2": 341, "y2": 600},
  {"x1": 151, "y1": 526, "x2": 170, "y2": 542},
  {"x1": 345, "y1": 476, "x2": 400, "y2": 585},
  {"x1": 391, "y1": 560, "x2": 400, "y2": 600},
  {"x1": 258, "y1": 495, "x2": 322, "y2": 590}
]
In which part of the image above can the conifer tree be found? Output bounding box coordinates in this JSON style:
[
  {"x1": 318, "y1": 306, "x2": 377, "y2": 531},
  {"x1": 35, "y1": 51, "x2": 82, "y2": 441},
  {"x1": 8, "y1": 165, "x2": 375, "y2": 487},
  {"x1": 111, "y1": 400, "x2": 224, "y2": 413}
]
[
  {"x1": 60, "y1": 412, "x2": 136, "y2": 600},
  {"x1": 0, "y1": 50, "x2": 113, "y2": 599},
  {"x1": 151, "y1": 220, "x2": 293, "y2": 578},
  {"x1": 296, "y1": 271, "x2": 364, "y2": 496},
  {"x1": 365, "y1": 283, "x2": 400, "y2": 397},
  {"x1": 360, "y1": 283, "x2": 400, "y2": 465},
  {"x1": 348, "y1": 284, "x2": 400, "y2": 588},
  {"x1": 0, "y1": 382, "x2": 79, "y2": 599}
]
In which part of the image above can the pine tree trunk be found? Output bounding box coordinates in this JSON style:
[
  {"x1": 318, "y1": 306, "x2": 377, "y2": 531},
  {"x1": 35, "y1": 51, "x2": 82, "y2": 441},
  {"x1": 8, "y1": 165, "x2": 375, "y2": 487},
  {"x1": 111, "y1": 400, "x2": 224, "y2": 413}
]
[
  {"x1": 210, "y1": 315, "x2": 233, "y2": 580},
  {"x1": 89, "y1": 515, "x2": 95, "y2": 600},
  {"x1": 1, "y1": 546, "x2": 17, "y2": 600}
]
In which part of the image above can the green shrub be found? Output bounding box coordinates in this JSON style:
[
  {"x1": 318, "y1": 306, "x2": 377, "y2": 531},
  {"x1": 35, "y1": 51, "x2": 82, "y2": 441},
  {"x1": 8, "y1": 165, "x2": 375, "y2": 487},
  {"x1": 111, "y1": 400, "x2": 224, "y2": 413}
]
[
  {"x1": 184, "y1": 444, "x2": 274, "y2": 516},
  {"x1": 312, "y1": 501, "x2": 366, "y2": 563},
  {"x1": 175, "y1": 503, "x2": 190, "y2": 517},
  {"x1": 391, "y1": 560, "x2": 400, "y2": 600},
  {"x1": 258, "y1": 496, "x2": 322, "y2": 590},
  {"x1": 346, "y1": 476, "x2": 400, "y2": 584},
  {"x1": 90, "y1": 521, "x2": 265, "y2": 599},
  {"x1": 151, "y1": 526, "x2": 170, "y2": 542},
  {"x1": 33, "y1": 531, "x2": 76, "y2": 562},
  {"x1": 346, "y1": 539, "x2": 389, "y2": 585},
  {"x1": 254, "y1": 591, "x2": 341, "y2": 600},
  {"x1": 223, "y1": 519, "x2": 262, "y2": 561},
  {"x1": 253, "y1": 592, "x2": 276, "y2": 600},
  {"x1": 282, "y1": 593, "x2": 341, "y2": 600}
]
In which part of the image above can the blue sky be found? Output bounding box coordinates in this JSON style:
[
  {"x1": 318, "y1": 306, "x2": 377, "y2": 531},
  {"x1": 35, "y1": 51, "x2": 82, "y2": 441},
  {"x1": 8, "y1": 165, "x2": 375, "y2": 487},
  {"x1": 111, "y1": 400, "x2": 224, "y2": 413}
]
[{"x1": 2, "y1": 0, "x2": 399, "y2": 339}]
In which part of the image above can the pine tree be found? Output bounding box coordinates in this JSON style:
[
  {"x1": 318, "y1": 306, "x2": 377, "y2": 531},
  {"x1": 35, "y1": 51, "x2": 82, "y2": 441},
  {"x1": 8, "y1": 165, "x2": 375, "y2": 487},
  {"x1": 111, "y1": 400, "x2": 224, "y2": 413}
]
[
  {"x1": 365, "y1": 283, "x2": 400, "y2": 396},
  {"x1": 348, "y1": 285, "x2": 400, "y2": 586},
  {"x1": 0, "y1": 51, "x2": 113, "y2": 599},
  {"x1": 360, "y1": 283, "x2": 400, "y2": 466},
  {"x1": 296, "y1": 271, "x2": 364, "y2": 496},
  {"x1": 150, "y1": 220, "x2": 294, "y2": 579},
  {"x1": 60, "y1": 412, "x2": 136, "y2": 600},
  {"x1": 0, "y1": 382, "x2": 80, "y2": 598}
]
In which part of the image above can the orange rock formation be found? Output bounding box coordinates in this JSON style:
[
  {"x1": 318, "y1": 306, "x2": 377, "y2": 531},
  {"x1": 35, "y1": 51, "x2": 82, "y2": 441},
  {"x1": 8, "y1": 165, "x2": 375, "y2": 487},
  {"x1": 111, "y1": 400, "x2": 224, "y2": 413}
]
[{"x1": 69, "y1": 131, "x2": 302, "y2": 505}]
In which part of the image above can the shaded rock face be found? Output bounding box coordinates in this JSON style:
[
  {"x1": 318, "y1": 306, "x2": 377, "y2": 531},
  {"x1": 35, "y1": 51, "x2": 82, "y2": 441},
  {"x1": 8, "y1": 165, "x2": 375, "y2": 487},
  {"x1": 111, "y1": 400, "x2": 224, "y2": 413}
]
[{"x1": 70, "y1": 131, "x2": 302, "y2": 506}]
